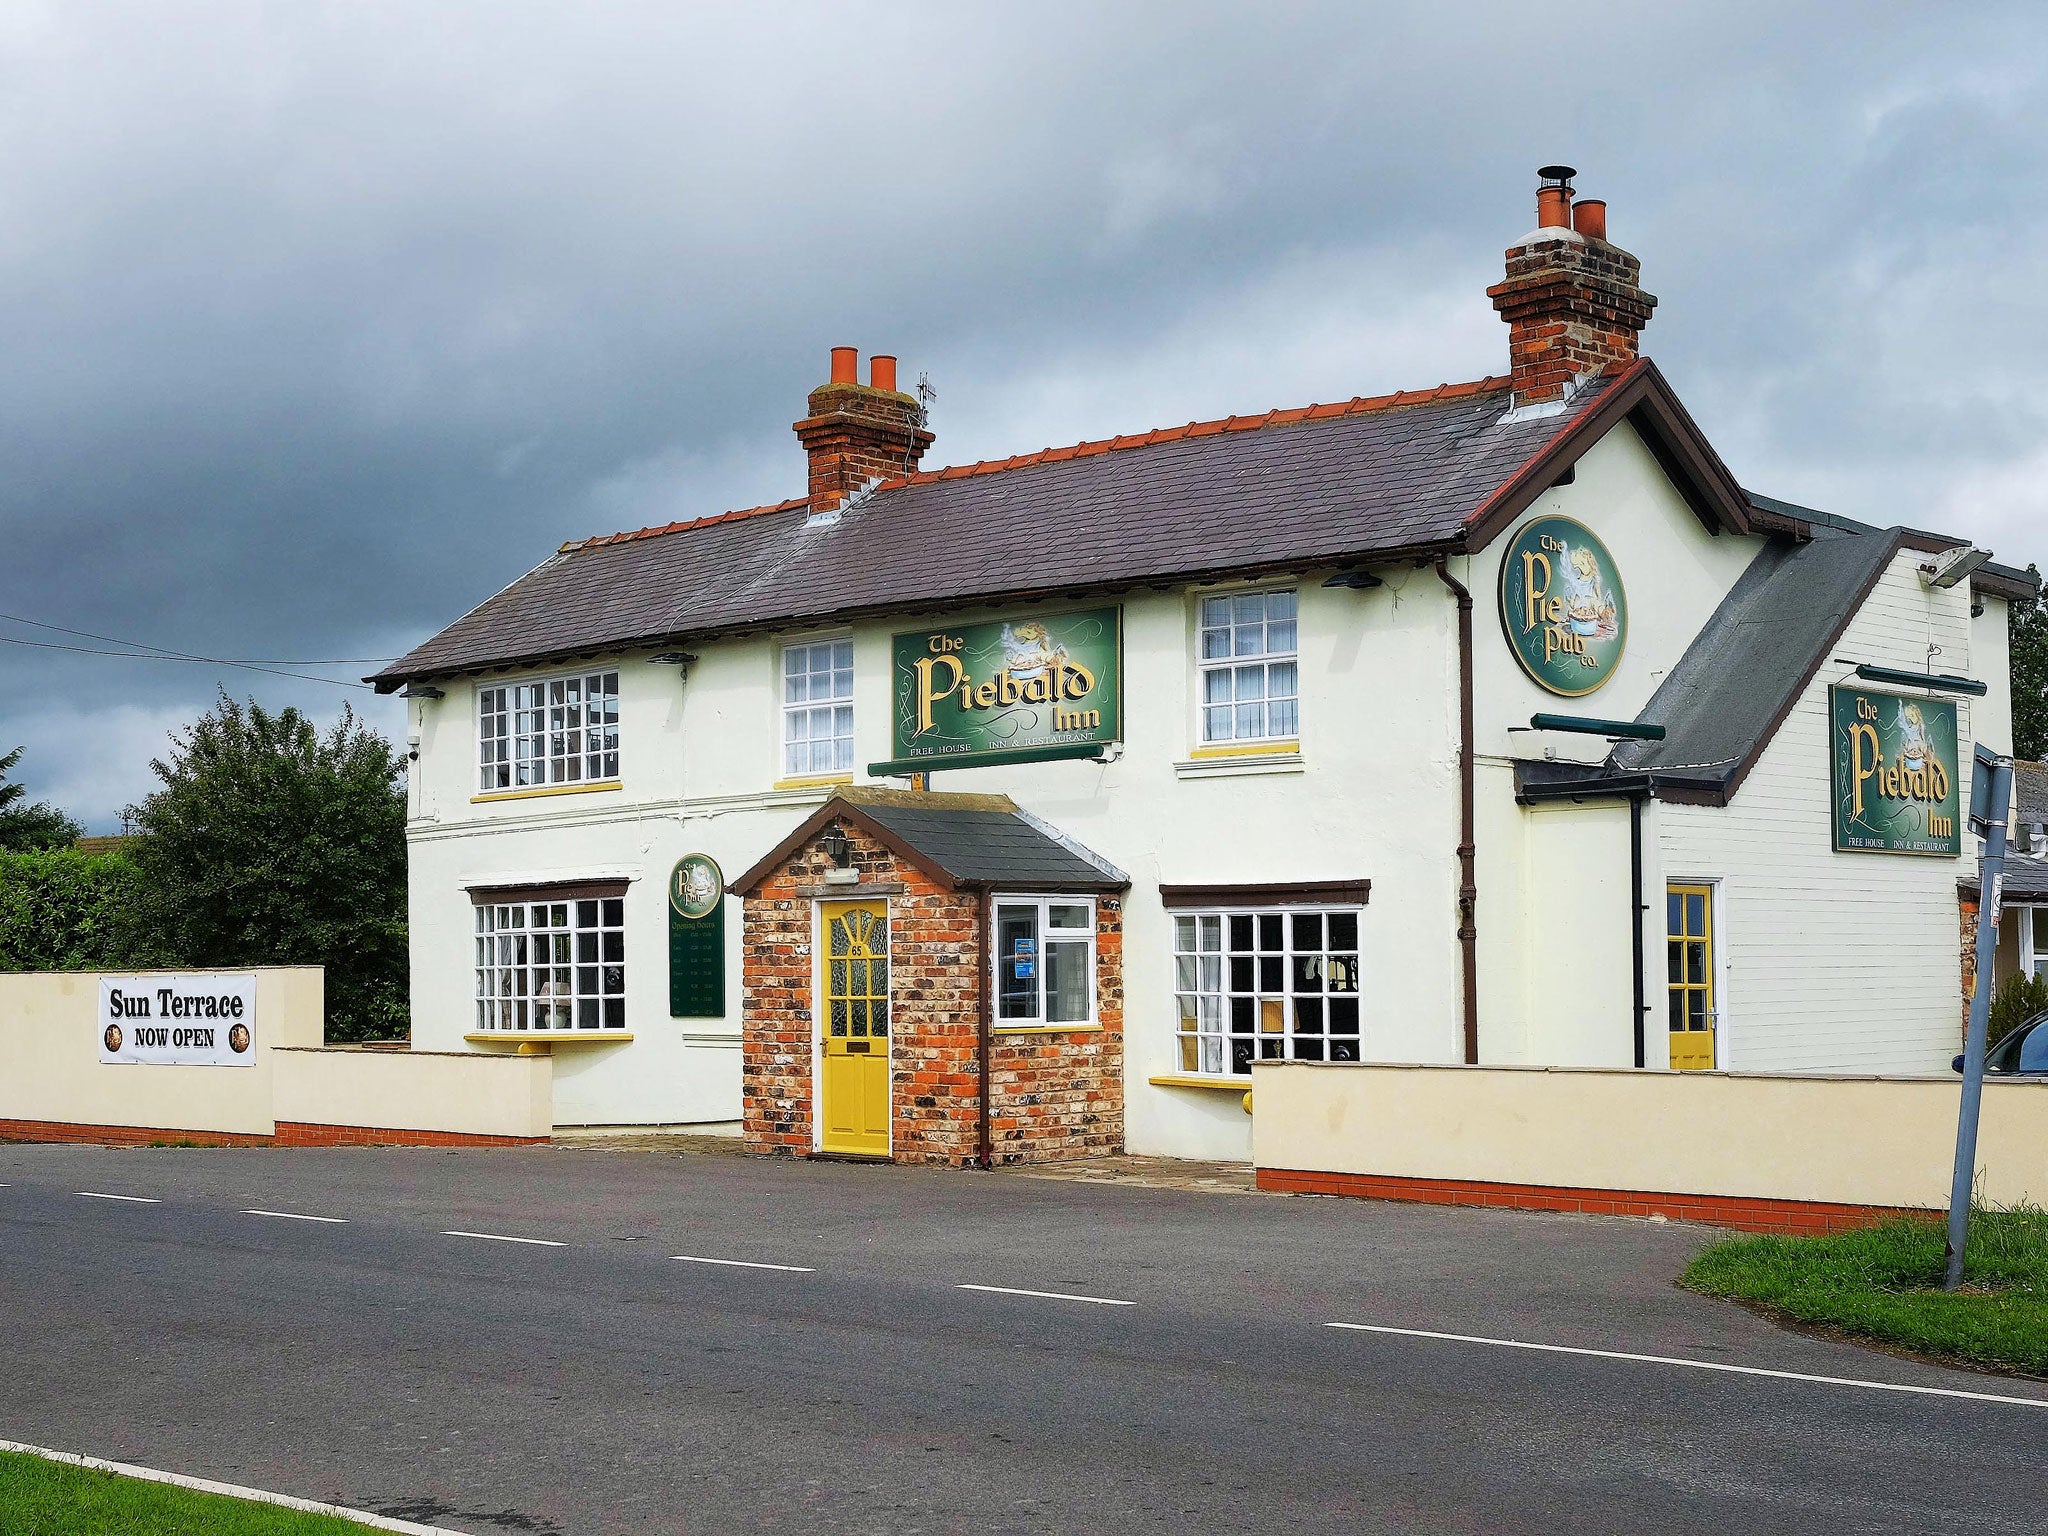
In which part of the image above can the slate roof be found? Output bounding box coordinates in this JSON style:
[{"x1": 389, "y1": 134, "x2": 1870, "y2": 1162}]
[
  {"x1": 1597, "y1": 520, "x2": 1903, "y2": 801},
  {"x1": 2015, "y1": 761, "x2": 2048, "y2": 827},
  {"x1": 373, "y1": 370, "x2": 1644, "y2": 690},
  {"x1": 730, "y1": 788, "x2": 1128, "y2": 895},
  {"x1": 1521, "y1": 494, "x2": 2040, "y2": 807}
]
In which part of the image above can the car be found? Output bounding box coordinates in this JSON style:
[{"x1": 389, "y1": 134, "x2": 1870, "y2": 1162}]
[{"x1": 1952, "y1": 1010, "x2": 2048, "y2": 1075}]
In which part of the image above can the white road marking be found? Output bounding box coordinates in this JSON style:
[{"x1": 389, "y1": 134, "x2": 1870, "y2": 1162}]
[
  {"x1": 1325, "y1": 1322, "x2": 2048, "y2": 1410},
  {"x1": 958, "y1": 1283, "x2": 1134, "y2": 1307},
  {"x1": 0, "y1": 1437, "x2": 464, "y2": 1533},
  {"x1": 246, "y1": 1209, "x2": 348, "y2": 1224},
  {"x1": 74, "y1": 1192, "x2": 160, "y2": 1204},
  {"x1": 672, "y1": 1254, "x2": 814, "y2": 1272},
  {"x1": 443, "y1": 1229, "x2": 566, "y2": 1247}
]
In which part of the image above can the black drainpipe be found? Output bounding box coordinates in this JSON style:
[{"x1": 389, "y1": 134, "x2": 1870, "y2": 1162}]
[
  {"x1": 1630, "y1": 789, "x2": 1647, "y2": 1069},
  {"x1": 975, "y1": 883, "x2": 994, "y2": 1169},
  {"x1": 1432, "y1": 556, "x2": 1479, "y2": 1064}
]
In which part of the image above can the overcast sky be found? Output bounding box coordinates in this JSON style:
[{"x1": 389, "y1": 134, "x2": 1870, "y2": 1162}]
[{"x1": 3, "y1": 2, "x2": 2046, "y2": 829}]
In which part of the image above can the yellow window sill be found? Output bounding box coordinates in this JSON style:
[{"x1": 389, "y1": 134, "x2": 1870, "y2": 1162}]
[
  {"x1": 772, "y1": 773, "x2": 854, "y2": 792},
  {"x1": 1188, "y1": 740, "x2": 1299, "y2": 760},
  {"x1": 993, "y1": 1023, "x2": 1104, "y2": 1035},
  {"x1": 1148, "y1": 1072, "x2": 1251, "y2": 1092},
  {"x1": 465, "y1": 1031, "x2": 634, "y2": 1055},
  {"x1": 471, "y1": 781, "x2": 623, "y2": 805}
]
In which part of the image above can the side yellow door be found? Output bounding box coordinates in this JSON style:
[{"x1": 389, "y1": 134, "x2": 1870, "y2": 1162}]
[
  {"x1": 1667, "y1": 883, "x2": 1716, "y2": 1071},
  {"x1": 819, "y1": 900, "x2": 891, "y2": 1156}
]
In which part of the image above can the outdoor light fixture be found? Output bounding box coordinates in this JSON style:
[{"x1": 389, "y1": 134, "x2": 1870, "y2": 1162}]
[
  {"x1": 1529, "y1": 713, "x2": 1667, "y2": 742},
  {"x1": 1321, "y1": 569, "x2": 1384, "y2": 590},
  {"x1": 820, "y1": 826, "x2": 857, "y2": 885},
  {"x1": 1852, "y1": 663, "x2": 1988, "y2": 698},
  {"x1": 401, "y1": 684, "x2": 444, "y2": 700},
  {"x1": 1919, "y1": 547, "x2": 1991, "y2": 590},
  {"x1": 649, "y1": 651, "x2": 699, "y2": 680}
]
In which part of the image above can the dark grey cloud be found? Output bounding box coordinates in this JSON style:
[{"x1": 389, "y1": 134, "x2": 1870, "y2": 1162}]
[{"x1": 2, "y1": 2, "x2": 2045, "y2": 826}]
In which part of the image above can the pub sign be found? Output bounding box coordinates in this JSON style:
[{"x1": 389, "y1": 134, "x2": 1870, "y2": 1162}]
[
  {"x1": 889, "y1": 607, "x2": 1122, "y2": 766},
  {"x1": 1498, "y1": 516, "x2": 1628, "y2": 697},
  {"x1": 1829, "y1": 686, "x2": 1961, "y2": 857},
  {"x1": 669, "y1": 853, "x2": 725, "y2": 1018}
]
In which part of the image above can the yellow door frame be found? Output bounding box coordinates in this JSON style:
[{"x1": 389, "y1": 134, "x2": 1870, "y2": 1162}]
[
  {"x1": 816, "y1": 897, "x2": 892, "y2": 1156},
  {"x1": 1666, "y1": 881, "x2": 1716, "y2": 1071}
]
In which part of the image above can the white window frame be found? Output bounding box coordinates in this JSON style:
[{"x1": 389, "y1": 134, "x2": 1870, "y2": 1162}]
[
  {"x1": 1172, "y1": 905, "x2": 1361, "y2": 1076},
  {"x1": 2021, "y1": 905, "x2": 2048, "y2": 980},
  {"x1": 1197, "y1": 587, "x2": 1300, "y2": 746},
  {"x1": 473, "y1": 892, "x2": 627, "y2": 1033},
  {"x1": 991, "y1": 894, "x2": 1097, "y2": 1030},
  {"x1": 781, "y1": 636, "x2": 855, "y2": 780},
  {"x1": 475, "y1": 670, "x2": 620, "y2": 792}
]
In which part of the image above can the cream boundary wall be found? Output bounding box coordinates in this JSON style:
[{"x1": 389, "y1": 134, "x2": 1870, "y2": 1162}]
[
  {"x1": 0, "y1": 968, "x2": 552, "y2": 1140},
  {"x1": 1253, "y1": 1061, "x2": 2048, "y2": 1211},
  {"x1": 1652, "y1": 548, "x2": 1990, "y2": 1073},
  {"x1": 1, "y1": 968, "x2": 322, "y2": 1136},
  {"x1": 273, "y1": 1047, "x2": 552, "y2": 1139}
]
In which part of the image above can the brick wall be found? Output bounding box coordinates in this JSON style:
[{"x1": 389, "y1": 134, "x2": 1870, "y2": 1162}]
[
  {"x1": 741, "y1": 819, "x2": 1124, "y2": 1166},
  {"x1": 1487, "y1": 231, "x2": 1656, "y2": 404},
  {"x1": 1960, "y1": 893, "x2": 1979, "y2": 1038}
]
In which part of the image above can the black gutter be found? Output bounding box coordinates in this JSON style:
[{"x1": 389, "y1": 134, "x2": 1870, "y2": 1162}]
[{"x1": 1630, "y1": 790, "x2": 1648, "y2": 1070}]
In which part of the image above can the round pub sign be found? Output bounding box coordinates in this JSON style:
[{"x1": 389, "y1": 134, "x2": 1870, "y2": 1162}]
[
  {"x1": 669, "y1": 853, "x2": 723, "y2": 920},
  {"x1": 1498, "y1": 516, "x2": 1628, "y2": 697}
]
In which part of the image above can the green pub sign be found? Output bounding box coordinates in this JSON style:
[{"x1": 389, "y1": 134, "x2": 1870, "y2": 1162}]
[
  {"x1": 1829, "y1": 686, "x2": 1961, "y2": 857},
  {"x1": 668, "y1": 853, "x2": 725, "y2": 1018},
  {"x1": 1498, "y1": 515, "x2": 1628, "y2": 697},
  {"x1": 889, "y1": 607, "x2": 1122, "y2": 767}
]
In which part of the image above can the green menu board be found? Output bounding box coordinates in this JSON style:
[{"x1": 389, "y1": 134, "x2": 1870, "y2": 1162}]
[{"x1": 668, "y1": 853, "x2": 726, "y2": 1018}]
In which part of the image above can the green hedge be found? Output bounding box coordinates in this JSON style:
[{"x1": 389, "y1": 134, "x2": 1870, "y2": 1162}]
[{"x1": 0, "y1": 849, "x2": 166, "y2": 972}]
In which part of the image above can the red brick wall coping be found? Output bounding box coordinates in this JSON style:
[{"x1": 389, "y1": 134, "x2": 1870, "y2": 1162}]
[
  {"x1": 0, "y1": 1118, "x2": 542, "y2": 1149},
  {"x1": 1256, "y1": 1167, "x2": 1926, "y2": 1236}
]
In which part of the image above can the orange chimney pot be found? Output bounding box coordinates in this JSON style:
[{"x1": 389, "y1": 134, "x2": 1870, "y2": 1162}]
[
  {"x1": 870, "y1": 354, "x2": 897, "y2": 393},
  {"x1": 829, "y1": 346, "x2": 858, "y2": 385},
  {"x1": 1571, "y1": 198, "x2": 1607, "y2": 241}
]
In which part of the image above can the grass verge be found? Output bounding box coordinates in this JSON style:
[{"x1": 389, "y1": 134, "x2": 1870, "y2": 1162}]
[
  {"x1": 0, "y1": 1449, "x2": 387, "y2": 1535},
  {"x1": 1681, "y1": 1204, "x2": 2048, "y2": 1377}
]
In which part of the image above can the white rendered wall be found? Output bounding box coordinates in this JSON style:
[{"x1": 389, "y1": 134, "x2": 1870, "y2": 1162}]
[
  {"x1": 1656, "y1": 549, "x2": 1983, "y2": 1073},
  {"x1": 404, "y1": 571, "x2": 1466, "y2": 1155},
  {"x1": 1464, "y1": 421, "x2": 1764, "y2": 1064}
]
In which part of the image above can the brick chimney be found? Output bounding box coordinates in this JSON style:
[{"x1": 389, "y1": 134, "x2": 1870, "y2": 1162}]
[
  {"x1": 1487, "y1": 167, "x2": 1657, "y2": 407},
  {"x1": 793, "y1": 347, "x2": 934, "y2": 513}
]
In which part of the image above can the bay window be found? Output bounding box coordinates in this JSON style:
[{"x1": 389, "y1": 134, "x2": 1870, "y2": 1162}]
[
  {"x1": 473, "y1": 890, "x2": 627, "y2": 1033},
  {"x1": 1173, "y1": 906, "x2": 1360, "y2": 1074}
]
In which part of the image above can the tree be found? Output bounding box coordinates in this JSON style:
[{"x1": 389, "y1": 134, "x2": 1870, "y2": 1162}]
[
  {"x1": 2012, "y1": 570, "x2": 2048, "y2": 762},
  {"x1": 0, "y1": 745, "x2": 85, "y2": 852},
  {"x1": 128, "y1": 694, "x2": 409, "y2": 1042}
]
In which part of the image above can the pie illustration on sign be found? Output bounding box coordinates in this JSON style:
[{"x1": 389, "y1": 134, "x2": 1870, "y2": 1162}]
[{"x1": 104, "y1": 1023, "x2": 123, "y2": 1054}]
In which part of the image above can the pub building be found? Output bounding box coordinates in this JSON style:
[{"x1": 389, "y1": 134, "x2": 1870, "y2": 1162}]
[{"x1": 374, "y1": 167, "x2": 2034, "y2": 1165}]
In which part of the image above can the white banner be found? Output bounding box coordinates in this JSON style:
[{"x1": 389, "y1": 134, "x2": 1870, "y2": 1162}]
[{"x1": 98, "y1": 975, "x2": 257, "y2": 1067}]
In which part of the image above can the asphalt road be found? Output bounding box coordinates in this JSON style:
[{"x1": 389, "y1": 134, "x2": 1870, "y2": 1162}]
[{"x1": 0, "y1": 1143, "x2": 2041, "y2": 1535}]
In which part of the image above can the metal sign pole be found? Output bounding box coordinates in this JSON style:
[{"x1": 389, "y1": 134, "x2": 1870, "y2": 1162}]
[{"x1": 1946, "y1": 745, "x2": 2012, "y2": 1291}]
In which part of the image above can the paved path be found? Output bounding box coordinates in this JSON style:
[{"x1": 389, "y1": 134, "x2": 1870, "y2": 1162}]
[{"x1": 1, "y1": 1143, "x2": 2040, "y2": 1534}]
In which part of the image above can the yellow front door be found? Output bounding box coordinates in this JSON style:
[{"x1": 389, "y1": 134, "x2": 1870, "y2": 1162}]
[
  {"x1": 819, "y1": 900, "x2": 891, "y2": 1156},
  {"x1": 1667, "y1": 883, "x2": 1715, "y2": 1071}
]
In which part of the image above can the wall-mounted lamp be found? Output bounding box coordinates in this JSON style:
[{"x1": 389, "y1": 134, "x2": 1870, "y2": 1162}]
[
  {"x1": 1919, "y1": 547, "x2": 1991, "y2": 590},
  {"x1": 1321, "y1": 569, "x2": 1384, "y2": 590},
  {"x1": 820, "y1": 825, "x2": 859, "y2": 885},
  {"x1": 649, "y1": 651, "x2": 699, "y2": 681},
  {"x1": 402, "y1": 684, "x2": 444, "y2": 700}
]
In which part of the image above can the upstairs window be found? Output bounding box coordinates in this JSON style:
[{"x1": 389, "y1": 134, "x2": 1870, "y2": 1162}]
[
  {"x1": 477, "y1": 671, "x2": 619, "y2": 791},
  {"x1": 783, "y1": 639, "x2": 854, "y2": 778},
  {"x1": 1199, "y1": 590, "x2": 1298, "y2": 745}
]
